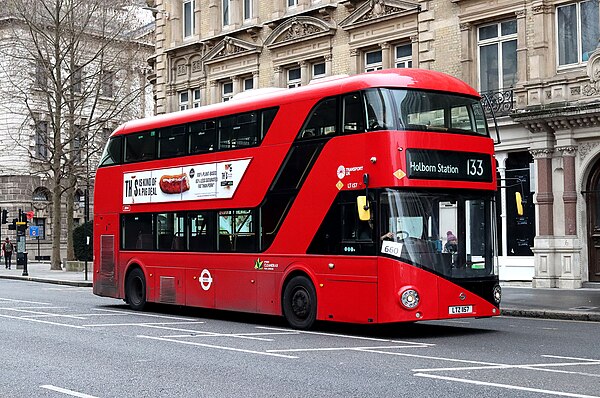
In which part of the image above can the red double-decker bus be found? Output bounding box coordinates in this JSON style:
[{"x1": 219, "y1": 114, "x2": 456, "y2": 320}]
[{"x1": 93, "y1": 68, "x2": 501, "y2": 329}]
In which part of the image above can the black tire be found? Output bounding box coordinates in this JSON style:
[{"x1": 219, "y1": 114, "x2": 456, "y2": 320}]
[
  {"x1": 282, "y1": 275, "x2": 317, "y2": 330},
  {"x1": 125, "y1": 268, "x2": 146, "y2": 311}
]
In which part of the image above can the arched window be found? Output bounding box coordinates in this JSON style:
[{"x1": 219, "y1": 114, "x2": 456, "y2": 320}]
[{"x1": 32, "y1": 187, "x2": 51, "y2": 202}]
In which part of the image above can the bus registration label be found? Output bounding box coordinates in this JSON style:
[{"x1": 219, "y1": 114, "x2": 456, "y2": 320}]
[
  {"x1": 381, "y1": 241, "x2": 404, "y2": 258},
  {"x1": 448, "y1": 305, "x2": 473, "y2": 315}
]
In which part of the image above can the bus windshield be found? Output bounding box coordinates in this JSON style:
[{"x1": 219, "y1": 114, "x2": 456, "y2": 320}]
[
  {"x1": 367, "y1": 89, "x2": 488, "y2": 136},
  {"x1": 379, "y1": 189, "x2": 496, "y2": 279}
]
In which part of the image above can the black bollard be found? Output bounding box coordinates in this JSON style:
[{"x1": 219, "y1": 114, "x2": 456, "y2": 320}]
[{"x1": 22, "y1": 252, "x2": 28, "y2": 276}]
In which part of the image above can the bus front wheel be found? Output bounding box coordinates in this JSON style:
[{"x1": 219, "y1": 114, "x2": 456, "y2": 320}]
[
  {"x1": 282, "y1": 275, "x2": 317, "y2": 330},
  {"x1": 125, "y1": 268, "x2": 146, "y2": 311}
]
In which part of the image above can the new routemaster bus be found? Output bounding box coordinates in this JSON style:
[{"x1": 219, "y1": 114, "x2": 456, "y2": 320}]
[{"x1": 93, "y1": 68, "x2": 501, "y2": 329}]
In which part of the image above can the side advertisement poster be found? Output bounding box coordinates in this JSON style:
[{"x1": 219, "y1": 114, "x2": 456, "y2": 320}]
[{"x1": 123, "y1": 158, "x2": 251, "y2": 205}]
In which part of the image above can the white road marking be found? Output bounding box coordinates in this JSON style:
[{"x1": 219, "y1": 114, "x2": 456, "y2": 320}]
[
  {"x1": 165, "y1": 331, "x2": 299, "y2": 340},
  {"x1": 256, "y1": 326, "x2": 435, "y2": 346},
  {"x1": 267, "y1": 344, "x2": 431, "y2": 353},
  {"x1": 0, "y1": 313, "x2": 85, "y2": 329},
  {"x1": 0, "y1": 297, "x2": 50, "y2": 305},
  {"x1": 0, "y1": 306, "x2": 66, "y2": 310},
  {"x1": 40, "y1": 385, "x2": 99, "y2": 398},
  {"x1": 414, "y1": 373, "x2": 600, "y2": 398},
  {"x1": 543, "y1": 355, "x2": 600, "y2": 362},
  {"x1": 83, "y1": 321, "x2": 205, "y2": 327},
  {"x1": 355, "y1": 349, "x2": 501, "y2": 366},
  {"x1": 6, "y1": 308, "x2": 87, "y2": 319},
  {"x1": 93, "y1": 308, "x2": 194, "y2": 320},
  {"x1": 413, "y1": 360, "x2": 600, "y2": 373},
  {"x1": 137, "y1": 334, "x2": 298, "y2": 359}
]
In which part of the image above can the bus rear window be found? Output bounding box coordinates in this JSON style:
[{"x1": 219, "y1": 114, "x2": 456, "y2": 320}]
[{"x1": 99, "y1": 136, "x2": 123, "y2": 167}]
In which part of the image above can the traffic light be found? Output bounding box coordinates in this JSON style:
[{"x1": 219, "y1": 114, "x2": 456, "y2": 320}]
[{"x1": 1, "y1": 209, "x2": 7, "y2": 224}]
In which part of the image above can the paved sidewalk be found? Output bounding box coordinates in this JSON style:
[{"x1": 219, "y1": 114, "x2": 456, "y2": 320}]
[
  {"x1": 1, "y1": 262, "x2": 599, "y2": 322},
  {"x1": 0, "y1": 261, "x2": 92, "y2": 287}
]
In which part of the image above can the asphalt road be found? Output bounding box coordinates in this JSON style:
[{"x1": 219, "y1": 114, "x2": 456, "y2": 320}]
[{"x1": 1, "y1": 279, "x2": 599, "y2": 398}]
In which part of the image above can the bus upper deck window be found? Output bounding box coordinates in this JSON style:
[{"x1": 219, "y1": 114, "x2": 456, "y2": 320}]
[
  {"x1": 363, "y1": 89, "x2": 394, "y2": 131},
  {"x1": 99, "y1": 136, "x2": 123, "y2": 167},
  {"x1": 125, "y1": 131, "x2": 156, "y2": 163}
]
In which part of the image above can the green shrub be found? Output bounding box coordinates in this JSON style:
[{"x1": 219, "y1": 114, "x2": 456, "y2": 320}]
[{"x1": 73, "y1": 221, "x2": 93, "y2": 261}]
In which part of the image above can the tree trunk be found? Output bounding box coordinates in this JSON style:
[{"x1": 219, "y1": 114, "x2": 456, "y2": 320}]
[{"x1": 65, "y1": 181, "x2": 75, "y2": 261}]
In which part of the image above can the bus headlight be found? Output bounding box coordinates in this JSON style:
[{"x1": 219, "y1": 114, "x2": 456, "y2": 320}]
[
  {"x1": 399, "y1": 288, "x2": 420, "y2": 310},
  {"x1": 493, "y1": 284, "x2": 501, "y2": 304}
]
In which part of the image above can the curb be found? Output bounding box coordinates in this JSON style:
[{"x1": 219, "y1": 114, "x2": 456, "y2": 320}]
[
  {"x1": 0, "y1": 275, "x2": 92, "y2": 288},
  {"x1": 502, "y1": 308, "x2": 600, "y2": 322}
]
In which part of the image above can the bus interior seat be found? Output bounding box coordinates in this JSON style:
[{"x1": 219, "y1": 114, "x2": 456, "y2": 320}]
[
  {"x1": 135, "y1": 234, "x2": 153, "y2": 250},
  {"x1": 219, "y1": 235, "x2": 232, "y2": 252},
  {"x1": 171, "y1": 236, "x2": 185, "y2": 251},
  {"x1": 189, "y1": 235, "x2": 211, "y2": 252},
  {"x1": 234, "y1": 235, "x2": 255, "y2": 252},
  {"x1": 158, "y1": 233, "x2": 174, "y2": 250}
]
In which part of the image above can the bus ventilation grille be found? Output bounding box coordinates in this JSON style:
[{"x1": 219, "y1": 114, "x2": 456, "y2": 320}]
[
  {"x1": 100, "y1": 235, "x2": 115, "y2": 277},
  {"x1": 160, "y1": 276, "x2": 177, "y2": 304}
]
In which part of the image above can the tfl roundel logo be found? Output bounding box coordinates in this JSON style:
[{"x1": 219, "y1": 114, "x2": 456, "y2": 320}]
[{"x1": 337, "y1": 165, "x2": 346, "y2": 179}]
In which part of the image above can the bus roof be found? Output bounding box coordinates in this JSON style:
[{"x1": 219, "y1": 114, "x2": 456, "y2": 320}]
[{"x1": 112, "y1": 68, "x2": 481, "y2": 137}]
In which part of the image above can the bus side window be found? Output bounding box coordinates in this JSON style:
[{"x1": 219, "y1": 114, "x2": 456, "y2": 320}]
[
  {"x1": 190, "y1": 120, "x2": 216, "y2": 154},
  {"x1": 158, "y1": 125, "x2": 187, "y2": 158},
  {"x1": 342, "y1": 93, "x2": 365, "y2": 133},
  {"x1": 299, "y1": 97, "x2": 338, "y2": 139},
  {"x1": 124, "y1": 131, "x2": 156, "y2": 163},
  {"x1": 122, "y1": 213, "x2": 153, "y2": 250}
]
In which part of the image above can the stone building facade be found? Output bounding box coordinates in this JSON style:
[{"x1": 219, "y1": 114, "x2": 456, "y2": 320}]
[
  {"x1": 0, "y1": 12, "x2": 154, "y2": 264},
  {"x1": 147, "y1": 0, "x2": 600, "y2": 288}
]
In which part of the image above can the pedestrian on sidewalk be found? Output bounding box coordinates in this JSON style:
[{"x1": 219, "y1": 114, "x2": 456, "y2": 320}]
[{"x1": 2, "y1": 237, "x2": 13, "y2": 270}]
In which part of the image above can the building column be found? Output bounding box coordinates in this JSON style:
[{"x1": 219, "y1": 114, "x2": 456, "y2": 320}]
[
  {"x1": 515, "y1": 9, "x2": 527, "y2": 85},
  {"x1": 210, "y1": 80, "x2": 218, "y2": 104},
  {"x1": 381, "y1": 42, "x2": 391, "y2": 69},
  {"x1": 324, "y1": 54, "x2": 332, "y2": 76},
  {"x1": 252, "y1": 71, "x2": 259, "y2": 89},
  {"x1": 531, "y1": 147, "x2": 556, "y2": 287},
  {"x1": 300, "y1": 61, "x2": 310, "y2": 85},
  {"x1": 495, "y1": 153, "x2": 509, "y2": 260},
  {"x1": 459, "y1": 23, "x2": 473, "y2": 85},
  {"x1": 273, "y1": 66, "x2": 283, "y2": 87},
  {"x1": 559, "y1": 146, "x2": 577, "y2": 235},
  {"x1": 410, "y1": 35, "x2": 419, "y2": 68},
  {"x1": 208, "y1": 0, "x2": 218, "y2": 36},
  {"x1": 349, "y1": 49, "x2": 359, "y2": 75},
  {"x1": 232, "y1": 76, "x2": 241, "y2": 95}
]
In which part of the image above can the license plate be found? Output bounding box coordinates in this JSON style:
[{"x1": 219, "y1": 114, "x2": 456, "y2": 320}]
[{"x1": 449, "y1": 305, "x2": 473, "y2": 315}]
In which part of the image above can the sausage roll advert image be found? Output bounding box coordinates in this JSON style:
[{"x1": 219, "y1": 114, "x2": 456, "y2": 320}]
[{"x1": 159, "y1": 173, "x2": 190, "y2": 194}]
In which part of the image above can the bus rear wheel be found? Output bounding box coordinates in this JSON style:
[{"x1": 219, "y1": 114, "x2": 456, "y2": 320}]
[
  {"x1": 125, "y1": 268, "x2": 146, "y2": 311},
  {"x1": 282, "y1": 275, "x2": 317, "y2": 330}
]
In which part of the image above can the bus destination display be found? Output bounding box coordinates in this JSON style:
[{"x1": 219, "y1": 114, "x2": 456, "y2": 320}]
[{"x1": 406, "y1": 149, "x2": 492, "y2": 182}]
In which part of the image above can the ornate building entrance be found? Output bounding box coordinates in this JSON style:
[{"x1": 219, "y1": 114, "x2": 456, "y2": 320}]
[{"x1": 586, "y1": 157, "x2": 600, "y2": 283}]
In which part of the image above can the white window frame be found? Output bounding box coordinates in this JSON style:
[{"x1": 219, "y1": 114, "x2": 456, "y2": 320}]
[
  {"x1": 243, "y1": 77, "x2": 254, "y2": 91},
  {"x1": 365, "y1": 50, "x2": 383, "y2": 72},
  {"x1": 222, "y1": 81, "x2": 233, "y2": 101},
  {"x1": 556, "y1": 0, "x2": 598, "y2": 68},
  {"x1": 179, "y1": 91, "x2": 189, "y2": 110},
  {"x1": 192, "y1": 88, "x2": 201, "y2": 108},
  {"x1": 394, "y1": 44, "x2": 413, "y2": 68},
  {"x1": 243, "y1": 0, "x2": 252, "y2": 21},
  {"x1": 287, "y1": 0, "x2": 299, "y2": 9},
  {"x1": 287, "y1": 67, "x2": 301, "y2": 88},
  {"x1": 223, "y1": 0, "x2": 231, "y2": 26},
  {"x1": 312, "y1": 62, "x2": 326, "y2": 79},
  {"x1": 183, "y1": 0, "x2": 195, "y2": 38},
  {"x1": 477, "y1": 20, "x2": 517, "y2": 92}
]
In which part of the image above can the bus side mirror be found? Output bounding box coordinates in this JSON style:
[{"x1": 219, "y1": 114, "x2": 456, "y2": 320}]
[
  {"x1": 357, "y1": 196, "x2": 371, "y2": 221},
  {"x1": 515, "y1": 192, "x2": 523, "y2": 216}
]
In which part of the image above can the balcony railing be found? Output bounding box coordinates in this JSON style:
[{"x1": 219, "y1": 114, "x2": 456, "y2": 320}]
[{"x1": 480, "y1": 89, "x2": 514, "y2": 118}]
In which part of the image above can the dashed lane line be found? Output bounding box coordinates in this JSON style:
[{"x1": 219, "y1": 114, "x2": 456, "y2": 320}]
[
  {"x1": 0, "y1": 297, "x2": 50, "y2": 305},
  {"x1": 83, "y1": 321, "x2": 205, "y2": 327},
  {"x1": 267, "y1": 344, "x2": 431, "y2": 353},
  {"x1": 0, "y1": 313, "x2": 86, "y2": 329}
]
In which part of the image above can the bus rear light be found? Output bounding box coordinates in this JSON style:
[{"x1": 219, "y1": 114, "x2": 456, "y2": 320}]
[{"x1": 399, "y1": 288, "x2": 420, "y2": 310}]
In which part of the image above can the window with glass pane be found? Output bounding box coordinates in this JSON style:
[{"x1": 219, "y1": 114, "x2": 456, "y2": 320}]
[
  {"x1": 124, "y1": 131, "x2": 156, "y2": 162},
  {"x1": 157, "y1": 213, "x2": 186, "y2": 251},
  {"x1": 478, "y1": 20, "x2": 517, "y2": 92},
  {"x1": 158, "y1": 125, "x2": 187, "y2": 158},
  {"x1": 183, "y1": 0, "x2": 195, "y2": 38},
  {"x1": 189, "y1": 120, "x2": 216, "y2": 153},
  {"x1": 179, "y1": 91, "x2": 189, "y2": 110},
  {"x1": 222, "y1": 81, "x2": 233, "y2": 101},
  {"x1": 244, "y1": 0, "x2": 252, "y2": 20},
  {"x1": 122, "y1": 213, "x2": 154, "y2": 250},
  {"x1": 223, "y1": 0, "x2": 230, "y2": 26},
  {"x1": 189, "y1": 212, "x2": 215, "y2": 251},
  {"x1": 557, "y1": 0, "x2": 599, "y2": 66},
  {"x1": 192, "y1": 88, "x2": 201, "y2": 108},
  {"x1": 35, "y1": 120, "x2": 48, "y2": 159},
  {"x1": 299, "y1": 98, "x2": 338, "y2": 138},
  {"x1": 288, "y1": 0, "x2": 298, "y2": 7},
  {"x1": 288, "y1": 67, "x2": 301, "y2": 88},
  {"x1": 395, "y1": 44, "x2": 412, "y2": 68},
  {"x1": 313, "y1": 62, "x2": 326, "y2": 78},
  {"x1": 365, "y1": 50, "x2": 383, "y2": 72},
  {"x1": 218, "y1": 210, "x2": 256, "y2": 252},
  {"x1": 243, "y1": 77, "x2": 254, "y2": 91}
]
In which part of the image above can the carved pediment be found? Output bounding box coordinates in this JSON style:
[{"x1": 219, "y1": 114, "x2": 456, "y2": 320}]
[
  {"x1": 203, "y1": 37, "x2": 261, "y2": 63},
  {"x1": 340, "y1": 0, "x2": 420, "y2": 30},
  {"x1": 264, "y1": 16, "x2": 336, "y2": 48}
]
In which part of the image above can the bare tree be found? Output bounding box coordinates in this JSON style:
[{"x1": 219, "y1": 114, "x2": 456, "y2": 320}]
[{"x1": 0, "y1": 0, "x2": 153, "y2": 269}]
